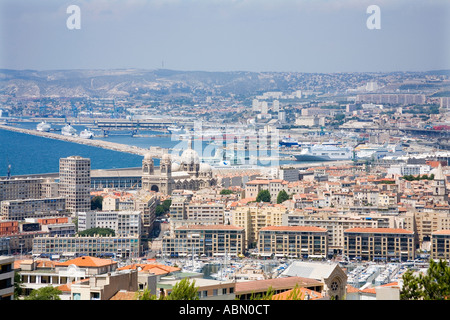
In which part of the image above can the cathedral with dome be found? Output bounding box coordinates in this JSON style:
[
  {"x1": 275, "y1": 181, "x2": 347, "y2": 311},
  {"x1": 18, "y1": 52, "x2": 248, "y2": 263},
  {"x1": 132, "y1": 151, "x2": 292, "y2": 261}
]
[{"x1": 141, "y1": 141, "x2": 217, "y2": 195}]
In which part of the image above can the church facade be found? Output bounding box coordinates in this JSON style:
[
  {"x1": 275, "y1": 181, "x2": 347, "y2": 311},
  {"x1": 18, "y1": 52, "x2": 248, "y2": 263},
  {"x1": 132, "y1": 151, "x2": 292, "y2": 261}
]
[{"x1": 141, "y1": 145, "x2": 217, "y2": 195}]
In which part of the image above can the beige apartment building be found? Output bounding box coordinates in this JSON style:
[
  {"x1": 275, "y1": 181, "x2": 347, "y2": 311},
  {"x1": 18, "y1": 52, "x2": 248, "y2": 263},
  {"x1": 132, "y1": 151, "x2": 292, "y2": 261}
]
[
  {"x1": 59, "y1": 156, "x2": 91, "y2": 214},
  {"x1": 244, "y1": 179, "x2": 288, "y2": 203},
  {"x1": 284, "y1": 210, "x2": 404, "y2": 254},
  {"x1": 431, "y1": 230, "x2": 450, "y2": 260},
  {"x1": 231, "y1": 203, "x2": 287, "y2": 248},
  {"x1": 186, "y1": 201, "x2": 225, "y2": 224},
  {"x1": 162, "y1": 224, "x2": 245, "y2": 257},
  {"x1": 344, "y1": 227, "x2": 415, "y2": 262},
  {"x1": 257, "y1": 226, "x2": 328, "y2": 258},
  {"x1": 402, "y1": 211, "x2": 450, "y2": 246}
]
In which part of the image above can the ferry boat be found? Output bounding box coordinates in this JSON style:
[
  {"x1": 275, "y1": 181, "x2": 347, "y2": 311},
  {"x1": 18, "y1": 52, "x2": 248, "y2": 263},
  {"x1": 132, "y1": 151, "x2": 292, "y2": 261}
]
[
  {"x1": 36, "y1": 121, "x2": 51, "y2": 132},
  {"x1": 168, "y1": 125, "x2": 183, "y2": 134},
  {"x1": 279, "y1": 136, "x2": 299, "y2": 147},
  {"x1": 79, "y1": 129, "x2": 94, "y2": 139},
  {"x1": 61, "y1": 124, "x2": 77, "y2": 136},
  {"x1": 294, "y1": 144, "x2": 354, "y2": 161}
]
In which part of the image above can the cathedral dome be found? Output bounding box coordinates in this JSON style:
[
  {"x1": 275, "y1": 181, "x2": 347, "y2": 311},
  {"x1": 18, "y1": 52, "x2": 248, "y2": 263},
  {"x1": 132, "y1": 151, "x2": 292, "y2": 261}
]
[
  {"x1": 199, "y1": 162, "x2": 212, "y2": 172},
  {"x1": 172, "y1": 162, "x2": 181, "y2": 172},
  {"x1": 180, "y1": 148, "x2": 200, "y2": 164}
]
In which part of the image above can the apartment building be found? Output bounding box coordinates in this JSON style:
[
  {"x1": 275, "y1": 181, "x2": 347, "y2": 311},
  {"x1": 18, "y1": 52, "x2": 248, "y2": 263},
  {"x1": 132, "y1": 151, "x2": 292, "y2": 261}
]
[
  {"x1": 257, "y1": 226, "x2": 328, "y2": 258},
  {"x1": 244, "y1": 179, "x2": 289, "y2": 203},
  {"x1": 59, "y1": 156, "x2": 91, "y2": 214},
  {"x1": 0, "y1": 178, "x2": 43, "y2": 201},
  {"x1": 403, "y1": 211, "x2": 450, "y2": 246},
  {"x1": 0, "y1": 256, "x2": 14, "y2": 300},
  {"x1": 32, "y1": 235, "x2": 140, "y2": 259},
  {"x1": 133, "y1": 192, "x2": 157, "y2": 236},
  {"x1": 77, "y1": 210, "x2": 142, "y2": 237},
  {"x1": 186, "y1": 201, "x2": 225, "y2": 224},
  {"x1": 169, "y1": 196, "x2": 190, "y2": 220},
  {"x1": 0, "y1": 197, "x2": 66, "y2": 220},
  {"x1": 232, "y1": 203, "x2": 287, "y2": 248},
  {"x1": 17, "y1": 256, "x2": 117, "y2": 296},
  {"x1": 162, "y1": 224, "x2": 245, "y2": 257},
  {"x1": 70, "y1": 269, "x2": 138, "y2": 300},
  {"x1": 344, "y1": 227, "x2": 415, "y2": 262},
  {"x1": 285, "y1": 210, "x2": 404, "y2": 254},
  {"x1": 431, "y1": 230, "x2": 450, "y2": 260},
  {"x1": 0, "y1": 220, "x2": 19, "y2": 236}
]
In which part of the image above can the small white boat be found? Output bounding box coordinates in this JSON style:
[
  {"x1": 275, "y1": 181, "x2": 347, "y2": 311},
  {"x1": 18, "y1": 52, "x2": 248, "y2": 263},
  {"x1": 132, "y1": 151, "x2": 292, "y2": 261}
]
[
  {"x1": 36, "y1": 121, "x2": 51, "y2": 132},
  {"x1": 79, "y1": 129, "x2": 94, "y2": 139}
]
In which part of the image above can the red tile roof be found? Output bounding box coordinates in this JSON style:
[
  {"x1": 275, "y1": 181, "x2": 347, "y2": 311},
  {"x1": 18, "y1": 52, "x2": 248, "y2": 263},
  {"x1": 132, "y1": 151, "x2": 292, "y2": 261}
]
[
  {"x1": 56, "y1": 256, "x2": 117, "y2": 268},
  {"x1": 117, "y1": 263, "x2": 180, "y2": 275},
  {"x1": 272, "y1": 287, "x2": 323, "y2": 300}
]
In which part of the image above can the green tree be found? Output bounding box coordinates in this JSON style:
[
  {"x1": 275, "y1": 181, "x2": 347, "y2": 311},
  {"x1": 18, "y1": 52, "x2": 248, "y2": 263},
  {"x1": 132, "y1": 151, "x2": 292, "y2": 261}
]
[
  {"x1": 24, "y1": 286, "x2": 62, "y2": 300},
  {"x1": 256, "y1": 189, "x2": 271, "y2": 203},
  {"x1": 90, "y1": 196, "x2": 103, "y2": 210},
  {"x1": 156, "y1": 199, "x2": 172, "y2": 217},
  {"x1": 401, "y1": 259, "x2": 450, "y2": 300},
  {"x1": 276, "y1": 190, "x2": 289, "y2": 204},
  {"x1": 136, "y1": 288, "x2": 158, "y2": 300},
  {"x1": 220, "y1": 189, "x2": 233, "y2": 195},
  {"x1": 137, "y1": 278, "x2": 199, "y2": 300},
  {"x1": 165, "y1": 277, "x2": 199, "y2": 300},
  {"x1": 77, "y1": 227, "x2": 115, "y2": 237},
  {"x1": 14, "y1": 271, "x2": 23, "y2": 298}
]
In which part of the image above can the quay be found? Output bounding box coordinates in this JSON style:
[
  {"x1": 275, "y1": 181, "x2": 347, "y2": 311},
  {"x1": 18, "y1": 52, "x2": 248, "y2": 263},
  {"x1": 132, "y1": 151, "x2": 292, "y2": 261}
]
[{"x1": 0, "y1": 124, "x2": 167, "y2": 158}]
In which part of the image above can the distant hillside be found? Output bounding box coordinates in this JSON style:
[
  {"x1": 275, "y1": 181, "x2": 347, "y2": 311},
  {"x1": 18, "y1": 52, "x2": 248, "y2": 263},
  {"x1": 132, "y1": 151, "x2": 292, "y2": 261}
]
[
  {"x1": 1, "y1": 68, "x2": 448, "y2": 99},
  {"x1": 0, "y1": 68, "x2": 297, "y2": 99}
]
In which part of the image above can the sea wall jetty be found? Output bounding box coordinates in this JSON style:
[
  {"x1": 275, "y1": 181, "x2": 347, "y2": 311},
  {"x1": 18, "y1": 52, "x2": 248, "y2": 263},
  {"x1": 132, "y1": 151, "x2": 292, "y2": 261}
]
[{"x1": 0, "y1": 124, "x2": 167, "y2": 158}]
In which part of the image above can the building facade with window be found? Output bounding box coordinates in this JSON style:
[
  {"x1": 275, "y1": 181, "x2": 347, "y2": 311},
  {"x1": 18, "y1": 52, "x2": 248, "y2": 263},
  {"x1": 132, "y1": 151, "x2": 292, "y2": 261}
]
[
  {"x1": 344, "y1": 227, "x2": 415, "y2": 262},
  {"x1": 431, "y1": 230, "x2": 450, "y2": 260},
  {"x1": 0, "y1": 256, "x2": 14, "y2": 300},
  {"x1": 257, "y1": 226, "x2": 328, "y2": 258},
  {"x1": 162, "y1": 224, "x2": 245, "y2": 258},
  {"x1": 32, "y1": 235, "x2": 140, "y2": 259}
]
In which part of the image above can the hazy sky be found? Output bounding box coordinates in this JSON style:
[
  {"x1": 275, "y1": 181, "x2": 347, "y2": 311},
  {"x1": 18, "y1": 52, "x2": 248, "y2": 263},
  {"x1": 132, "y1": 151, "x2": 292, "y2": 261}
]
[{"x1": 1, "y1": 0, "x2": 449, "y2": 73}]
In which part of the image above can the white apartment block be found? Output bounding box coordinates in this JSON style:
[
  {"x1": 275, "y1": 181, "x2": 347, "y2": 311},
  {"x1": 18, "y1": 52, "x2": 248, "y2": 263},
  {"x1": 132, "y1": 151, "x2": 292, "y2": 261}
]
[{"x1": 77, "y1": 210, "x2": 141, "y2": 237}]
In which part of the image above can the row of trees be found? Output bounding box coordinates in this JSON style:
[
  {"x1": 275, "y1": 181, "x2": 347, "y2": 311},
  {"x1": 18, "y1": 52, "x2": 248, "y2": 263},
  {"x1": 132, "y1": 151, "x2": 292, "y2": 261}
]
[{"x1": 402, "y1": 173, "x2": 435, "y2": 181}]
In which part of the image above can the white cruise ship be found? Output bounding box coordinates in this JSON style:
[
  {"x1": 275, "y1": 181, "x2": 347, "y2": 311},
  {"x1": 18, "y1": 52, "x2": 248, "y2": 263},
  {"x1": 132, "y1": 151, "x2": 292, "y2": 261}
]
[
  {"x1": 79, "y1": 129, "x2": 94, "y2": 139},
  {"x1": 168, "y1": 125, "x2": 183, "y2": 134},
  {"x1": 61, "y1": 124, "x2": 77, "y2": 136},
  {"x1": 36, "y1": 121, "x2": 51, "y2": 132},
  {"x1": 294, "y1": 144, "x2": 354, "y2": 161}
]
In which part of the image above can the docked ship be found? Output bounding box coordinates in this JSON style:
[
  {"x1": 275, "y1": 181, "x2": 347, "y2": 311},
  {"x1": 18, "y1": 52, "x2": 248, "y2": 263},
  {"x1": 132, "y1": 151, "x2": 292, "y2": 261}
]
[
  {"x1": 79, "y1": 129, "x2": 94, "y2": 139},
  {"x1": 36, "y1": 121, "x2": 51, "y2": 132},
  {"x1": 294, "y1": 144, "x2": 354, "y2": 161},
  {"x1": 279, "y1": 136, "x2": 299, "y2": 147},
  {"x1": 61, "y1": 124, "x2": 77, "y2": 136},
  {"x1": 168, "y1": 125, "x2": 184, "y2": 134}
]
